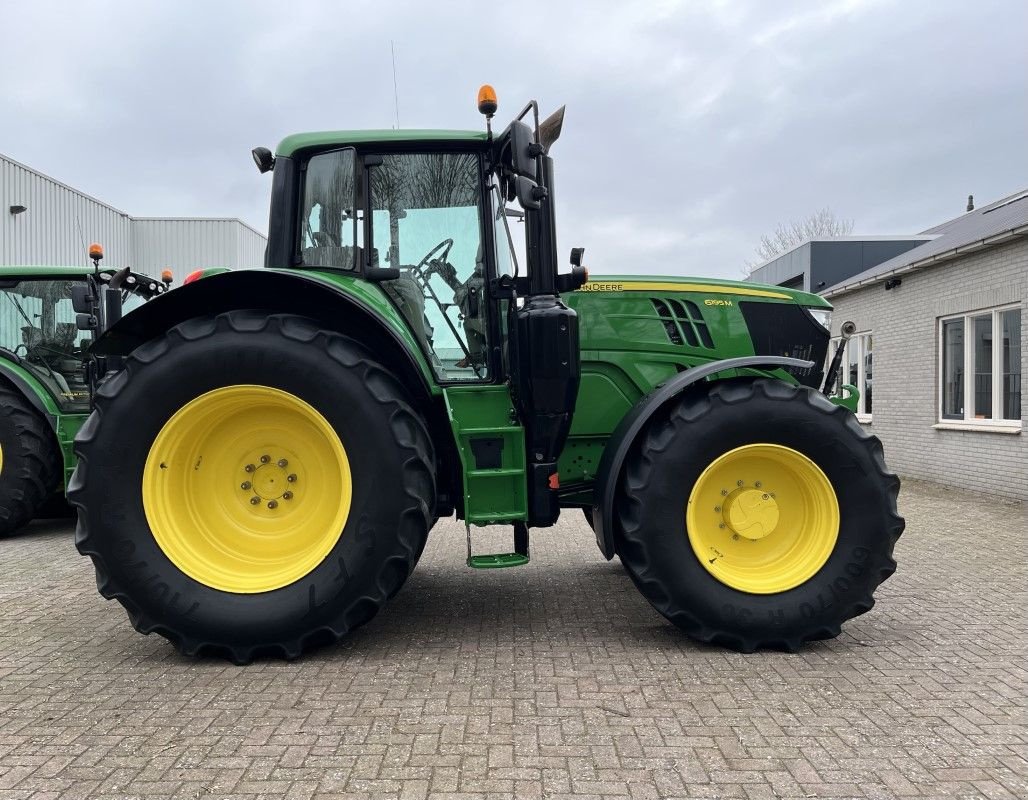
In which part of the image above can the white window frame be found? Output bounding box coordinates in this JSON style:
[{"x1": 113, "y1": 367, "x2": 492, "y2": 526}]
[
  {"x1": 936, "y1": 305, "x2": 1022, "y2": 432},
  {"x1": 827, "y1": 332, "x2": 872, "y2": 422}
]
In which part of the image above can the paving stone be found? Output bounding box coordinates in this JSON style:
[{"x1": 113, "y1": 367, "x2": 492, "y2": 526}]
[{"x1": 0, "y1": 479, "x2": 1024, "y2": 799}]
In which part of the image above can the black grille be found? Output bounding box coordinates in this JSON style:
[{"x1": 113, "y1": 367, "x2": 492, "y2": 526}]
[
  {"x1": 739, "y1": 302, "x2": 829, "y2": 388},
  {"x1": 651, "y1": 299, "x2": 715, "y2": 349}
]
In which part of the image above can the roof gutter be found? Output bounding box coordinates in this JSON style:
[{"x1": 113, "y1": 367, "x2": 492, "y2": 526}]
[{"x1": 823, "y1": 223, "x2": 1028, "y2": 299}]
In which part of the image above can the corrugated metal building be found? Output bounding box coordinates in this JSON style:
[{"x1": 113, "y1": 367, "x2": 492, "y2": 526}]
[{"x1": 2, "y1": 153, "x2": 266, "y2": 283}]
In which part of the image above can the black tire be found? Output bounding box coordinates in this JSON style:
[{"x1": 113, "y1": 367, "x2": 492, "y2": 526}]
[
  {"x1": 71, "y1": 312, "x2": 436, "y2": 663},
  {"x1": 0, "y1": 383, "x2": 62, "y2": 538},
  {"x1": 616, "y1": 378, "x2": 903, "y2": 652}
]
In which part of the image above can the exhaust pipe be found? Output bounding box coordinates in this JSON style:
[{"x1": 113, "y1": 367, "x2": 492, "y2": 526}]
[{"x1": 822, "y1": 321, "x2": 856, "y2": 395}]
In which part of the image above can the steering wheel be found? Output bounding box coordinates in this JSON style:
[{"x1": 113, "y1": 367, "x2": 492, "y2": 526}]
[{"x1": 411, "y1": 238, "x2": 454, "y2": 283}]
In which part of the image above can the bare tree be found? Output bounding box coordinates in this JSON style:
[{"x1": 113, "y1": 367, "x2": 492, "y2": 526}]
[{"x1": 747, "y1": 208, "x2": 854, "y2": 272}]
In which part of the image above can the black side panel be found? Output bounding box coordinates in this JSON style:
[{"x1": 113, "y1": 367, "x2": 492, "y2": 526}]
[
  {"x1": 739, "y1": 302, "x2": 829, "y2": 389},
  {"x1": 511, "y1": 295, "x2": 580, "y2": 526},
  {"x1": 590, "y1": 356, "x2": 815, "y2": 560}
]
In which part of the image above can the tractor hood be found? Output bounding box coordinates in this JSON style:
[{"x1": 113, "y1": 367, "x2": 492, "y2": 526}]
[{"x1": 576, "y1": 274, "x2": 830, "y2": 308}]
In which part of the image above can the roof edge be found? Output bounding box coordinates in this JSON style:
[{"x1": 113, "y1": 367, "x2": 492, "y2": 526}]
[{"x1": 823, "y1": 224, "x2": 1028, "y2": 299}]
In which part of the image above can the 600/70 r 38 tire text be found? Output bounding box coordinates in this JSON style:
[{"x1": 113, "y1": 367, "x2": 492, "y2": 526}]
[
  {"x1": 616, "y1": 378, "x2": 903, "y2": 652},
  {"x1": 70, "y1": 312, "x2": 436, "y2": 663}
]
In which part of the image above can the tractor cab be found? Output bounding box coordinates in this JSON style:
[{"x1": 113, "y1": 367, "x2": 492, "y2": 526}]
[{"x1": 0, "y1": 255, "x2": 169, "y2": 413}]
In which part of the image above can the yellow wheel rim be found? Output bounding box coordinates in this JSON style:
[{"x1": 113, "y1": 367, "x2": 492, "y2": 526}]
[
  {"x1": 686, "y1": 444, "x2": 839, "y2": 594},
  {"x1": 143, "y1": 385, "x2": 351, "y2": 594}
]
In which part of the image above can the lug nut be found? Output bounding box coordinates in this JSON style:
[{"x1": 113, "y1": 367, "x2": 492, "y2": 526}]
[
  {"x1": 283, "y1": 491, "x2": 293, "y2": 500},
  {"x1": 719, "y1": 523, "x2": 726, "y2": 529},
  {"x1": 249, "y1": 497, "x2": 260, "y2": 505},
  {"x1": 714, "y1": 506, "x2": 721, "y2": 512},
  {"x1": 277, "y1": 459, "x2": 288, "y2": 468},
  {"x1": 267, "y1": 500, "x2": 278, "y2": 509},
  {"x1": 287, "y1": 474, "x2": 297, "y2": 483},
  {"x1": 244, "y1": 464, "x2": 255, "y2": 473},
  {"x1": 736, "y1": 480, "x2": 744, "y2": 487},
  {"x1": 732, "y1": 534, "x2": 740, "y2": 541},
  {"x1": 721, "y1": 489, "x2": 728, "y2": 496},
  {"x1": 241, "y1": 481, "x2": 251, "y2": 490},
  {"x1": 762, "y1": 493, "x2": 769, "y2": 500},
  {"x1": 260, "y1": 455, "x2": 270, "y2": 464},
  {"x1": 755, "y1": 481, "x2": 762, "y2": 488}
]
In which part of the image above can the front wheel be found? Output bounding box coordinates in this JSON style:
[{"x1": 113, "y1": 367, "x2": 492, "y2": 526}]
[
  {"x1": 616, "y1": 379, "x2": 903, "y2": 652},
  {"x1": 71, "y1": 312, "x2": 436, "y2": 663}
]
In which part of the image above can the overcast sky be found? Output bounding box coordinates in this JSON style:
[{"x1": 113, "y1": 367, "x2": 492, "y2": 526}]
[{"x1": 2, "y1": 0, "x2": 1025, "y2": 278}]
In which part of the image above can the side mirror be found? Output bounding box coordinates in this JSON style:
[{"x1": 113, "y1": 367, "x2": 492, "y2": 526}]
[
  {"x1": 506, "y1": 121, "x2": 539, "y2": 179},
  {"x1": 71, "y1": 283, "x2": 94, "y2": 314},
  {"x1": 515, "y1": 176, "x2": 546, "y2": 210}
]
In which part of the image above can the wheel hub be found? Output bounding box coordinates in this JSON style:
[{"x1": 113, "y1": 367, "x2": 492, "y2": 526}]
[
  {"x1": 722, "y1": 487, "x2": 778, "y2": 540},
  {"x1": 242, "y1": 455, "x2": 298, "y2": 507}
]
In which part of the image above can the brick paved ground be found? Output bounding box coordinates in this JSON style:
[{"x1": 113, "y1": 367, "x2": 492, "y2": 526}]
[{"x1": 1, "y1": 479, "x2": 1025, "y2": 799}]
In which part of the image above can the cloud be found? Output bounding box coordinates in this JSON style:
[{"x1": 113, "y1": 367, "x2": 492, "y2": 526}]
[{"x1": 1, "y1": 0, "x2": 1025, "y2": 278}]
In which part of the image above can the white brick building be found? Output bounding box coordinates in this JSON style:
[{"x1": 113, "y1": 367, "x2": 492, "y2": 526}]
[{"x1": 821, "y1": 193, "x2": 1026, "y2": 499}]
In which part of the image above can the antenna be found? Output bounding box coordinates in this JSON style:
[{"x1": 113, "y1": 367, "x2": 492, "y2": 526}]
[
  {"x1": 390, "y1": 40, "x2": 401, "y2": 129},
  {"x1": 75, "y1": 215, "x2": 86, "y2": 257}
]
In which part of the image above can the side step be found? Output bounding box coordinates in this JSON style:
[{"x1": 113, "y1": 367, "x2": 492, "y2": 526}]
[{"x1": 466, "y1": 522, "x2": 530, "y2": 569}]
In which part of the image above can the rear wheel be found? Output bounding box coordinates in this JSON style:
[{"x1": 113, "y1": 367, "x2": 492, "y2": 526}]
[
  {"x1": 71, "y1": 312, "x2": 436, "y2": 663},
  {"x1": 616, "y1": 379, "x2": 903, "y2": 652},
  {"x1": 0, "y1": 383, "x2": 61, "y2": 538}
]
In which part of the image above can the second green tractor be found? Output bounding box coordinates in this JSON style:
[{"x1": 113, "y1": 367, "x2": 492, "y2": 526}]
[{"x1": 71, "y1": 89, "x2": 903, "y2": 662}]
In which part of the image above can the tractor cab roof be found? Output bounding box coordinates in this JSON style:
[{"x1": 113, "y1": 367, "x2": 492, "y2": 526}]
[
  {"x1": 0, "y1": 265, "x2": 97, "y2": 279},
  {"x1": 276, "y1": 129, "x2": 488, "y2": 158}
]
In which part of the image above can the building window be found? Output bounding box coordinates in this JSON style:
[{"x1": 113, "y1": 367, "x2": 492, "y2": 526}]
[
  {"x1": 938, "y1": 306, "x2": 1021, "y2": 428},
  {"x1": 828, "y1": 332, "x2": 873, "y2": 420}
]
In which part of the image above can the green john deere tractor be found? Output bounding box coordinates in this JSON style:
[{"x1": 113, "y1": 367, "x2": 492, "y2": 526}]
[
  {"x1": 71, "y1": 89, "x2": 903, "y2": 662},
  {"x1": 0, "y1": 256, "x2": 169, "y2": 537}
]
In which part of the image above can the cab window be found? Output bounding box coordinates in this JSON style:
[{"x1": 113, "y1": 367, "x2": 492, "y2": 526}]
[
  {"x1": 368, "y1": 152, "x2": 488, "y2": 381},
  {"x1": 0, "y1": 279, "x2": 92, "y2": 410},
  {"x1": 299, "y1": 148, "x2": 358, "y2": 269}
]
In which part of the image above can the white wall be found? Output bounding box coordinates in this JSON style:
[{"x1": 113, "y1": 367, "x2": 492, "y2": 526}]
[
  {"x1": 1, "y1": 153, "x2": 266, "y2": 282},
  {"x1": 1, "y1": 155, "x2": 133, "y2": 267},
  {"x1": 131, "y1": 218, "x2": 267, "y2": 283},
  {"x1": 828, "y1": 239, "x2": 1027, "y2": 499}
]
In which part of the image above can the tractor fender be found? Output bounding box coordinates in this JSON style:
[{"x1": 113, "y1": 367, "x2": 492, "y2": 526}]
[
  {"x1": 92, "y1": 269, "x2": 436, "y2": 400},
  {"x1": 589, "y1": 356, "x2": 815, "y2": 560},
  {"x1": 0, "y1": 361, "x2": 59, "y2": 428}
]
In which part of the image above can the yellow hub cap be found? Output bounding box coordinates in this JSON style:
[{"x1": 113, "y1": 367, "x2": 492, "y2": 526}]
[
  {"x1": 143, "y1": 385, "x2": 352, "y2": 594},
  {"x1": 686, "y1": 444, "x2": 839, "y2": 594}
]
